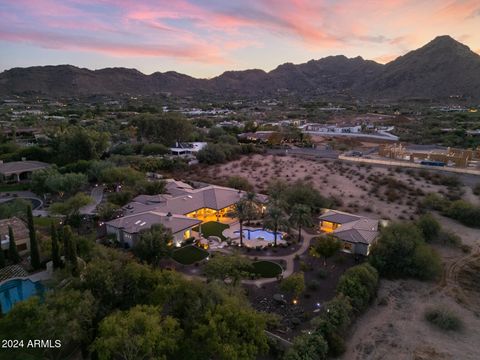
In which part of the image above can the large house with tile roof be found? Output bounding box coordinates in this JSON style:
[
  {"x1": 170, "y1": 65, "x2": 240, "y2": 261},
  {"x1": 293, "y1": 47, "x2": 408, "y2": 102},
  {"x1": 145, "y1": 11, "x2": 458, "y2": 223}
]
[
  {"x1": 106, "y1": 180, "x2": 256, "y2": 248},
  {"x1": 318, "y1": 210, "x2": 379, "y2": 256}
]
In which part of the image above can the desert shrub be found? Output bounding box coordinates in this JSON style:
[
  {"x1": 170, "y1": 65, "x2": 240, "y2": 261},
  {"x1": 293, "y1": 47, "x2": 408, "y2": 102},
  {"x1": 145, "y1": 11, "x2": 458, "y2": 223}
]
[
  {"x1": 284, "y1": 332, "x2": 328, "y2": 360},
  {"x1": 336, "y1": 263, "x2": 378, "y2": 313},
  {"x1": 438, "y1": 231, "x2": 462, "y2": 247},
  {"x1": 422, "y1": 193, "x2": 448, "y2": 212},
  {"x1": 226, "y1": 176, "x2": 253, "y2": 192},
  {"x1": 444, "y1": 200, "x2": 480, "y2": 228},
  {"x1": 416, "y1": 213, "x2": 440, "y2": 242},
  {"x1": 425, "y1": 307, "x2": 462, "y2": 331},
  {"x1": 369, "y1": 222, "x2": 442, "y2": 280}
]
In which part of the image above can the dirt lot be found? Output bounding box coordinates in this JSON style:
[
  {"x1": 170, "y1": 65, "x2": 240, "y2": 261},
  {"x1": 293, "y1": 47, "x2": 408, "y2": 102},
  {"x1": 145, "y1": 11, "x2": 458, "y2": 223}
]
[
  {"x1": 341, "y1": 218, "x2": 480, "y2": 360},
  {"x1": 186, "y1": 153, "x2": 480, "y2": 360},
  {"x1": 189, "y1": 154, "x2": 460, "y2": 220}
]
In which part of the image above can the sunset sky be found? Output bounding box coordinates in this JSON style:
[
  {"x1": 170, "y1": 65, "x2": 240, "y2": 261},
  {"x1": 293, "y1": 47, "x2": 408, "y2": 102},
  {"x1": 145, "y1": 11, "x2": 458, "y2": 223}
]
[{"x1": 0, "y1": 0, "x2": 479, "y2": 78}]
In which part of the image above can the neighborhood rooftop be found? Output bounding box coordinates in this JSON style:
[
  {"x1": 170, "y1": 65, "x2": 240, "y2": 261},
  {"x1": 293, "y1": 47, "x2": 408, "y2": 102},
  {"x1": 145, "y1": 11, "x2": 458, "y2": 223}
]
[
  {"x1": 319, "y1": 210, "x2": 379, "y2": 246},
  {"x1": 106, "y1": 211, "x2": 201, "y2": 235},
  {"x1": 0, "y1": 161, "x2": 50, "y2": 176},
  {"x1": 124, "y1": 184, "x2": 246, "y2": 216}
]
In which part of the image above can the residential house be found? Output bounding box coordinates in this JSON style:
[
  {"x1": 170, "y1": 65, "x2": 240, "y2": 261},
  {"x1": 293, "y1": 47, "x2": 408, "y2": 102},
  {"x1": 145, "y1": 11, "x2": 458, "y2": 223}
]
[
  {"x1": 0, "y1": 217, "x2": 30, "y2": 256},
  {"x1": 170, "y1": 142, "x2": 207, "y2": 156},
  {"x1": 106, "y1": 182, "x2": 251, "y2": 248},
  {"x1": 319, "y1": 210, "x2": 379, "y2": 256},
  {"x1": 0, "y1": 160, "x2": 50, "y2": 182}
]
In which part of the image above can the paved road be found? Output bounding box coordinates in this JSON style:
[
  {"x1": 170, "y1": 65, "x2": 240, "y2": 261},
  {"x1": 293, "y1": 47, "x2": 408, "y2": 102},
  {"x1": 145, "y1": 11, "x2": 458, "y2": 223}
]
[
  {"x1": 80, "y1": 186, "x2": 104, "y2": 215},
  {"x1": 267, "y1": 148, "x2": 339, "y2": 159}
]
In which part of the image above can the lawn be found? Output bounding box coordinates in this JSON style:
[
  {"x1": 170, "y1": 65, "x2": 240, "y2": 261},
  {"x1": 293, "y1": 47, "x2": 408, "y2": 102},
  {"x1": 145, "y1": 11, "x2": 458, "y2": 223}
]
[
  {"x1": 0, "y1": 183, "x2": 29, "y2": 192},
  {"x1": 172, "y1": 245, "x2": 209, "y2": 265},
  {"x1": 193, "y1": 221, "x2": 229, "y2": 241},
  {"x1": 33, "y1": 216, "x2": 62, "y2": 227},
  {"x1": 252, "y1": 261, "x2": 283, "y2": 278}
]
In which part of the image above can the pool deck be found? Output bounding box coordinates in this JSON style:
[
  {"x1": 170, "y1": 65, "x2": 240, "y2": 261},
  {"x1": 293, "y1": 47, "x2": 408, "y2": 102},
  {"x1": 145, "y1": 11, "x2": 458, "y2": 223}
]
[
  {"x1": 0, "y1": 267, "x2": 52, "y2": 287},
  {"x1": 223, "y1": 223, "x2": 287, "y2": 247}
]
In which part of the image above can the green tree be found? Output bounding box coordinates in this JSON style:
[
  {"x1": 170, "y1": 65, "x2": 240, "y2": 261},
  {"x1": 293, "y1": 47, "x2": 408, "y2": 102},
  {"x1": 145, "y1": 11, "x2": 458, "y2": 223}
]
[
  {"x1": 226, "y1": 176, "x2": 253, "y2": 192},
  {"x1": 230, "y1": 199, "x2": 256, "y2": 247},
  {"x1": 197, "y1": 143, "x2": 227, "y2": 164},
  {"x1": 49, "y1": 192, "x2": 93, "y2": 217},
  {"x1": 63, "y1": 226, "x2": 79, "y2": 275},
  {"x1": 27, "y1": 205, "x2": 40, "y2": 270},
  {"x1": 133, "y1": 225, "x2": 172, "y2": 267},
  {"x1": 289, "y1": 204, "x2": 313, "y2": 243},
  {"x1": 7, "y1": 225, "x2": 21, "y2": 264},
  {"x1": 99, "y1": 166, "x2": 143, "y2": 187},
  {"x1": 280, "y1": 180, "x2": 330, "y2": 213},
  {"x1": 8, "y1": 226, "x2": 22, "y2": 264},
  {"x1": 203, "y1": 254, "x2": 253, "y2": 285},
  {"x1": 0, "y1": 198, "x2": 29, "y2": 220},
  {"x1": 92, "y1": 305, "x2": 183, "y2": 360},
  {"x1": 54, "y1": 127, "x2": 110, "y2": 165},
  {"x1": 0, "y1": 289, "x2": 96, "y2": 360},
  {"x1": 369, "y1": 222, "x2": 441, "y2": 279},
  {"x1": 416, "y1": 213, "x2": 441, "y2": 242},
  {"x1": 336, "y1": 263, "x2": 378, "y2": 312},
  {"x1": 264, "y1": 203, "x2": 288, "y2": 246},
  {"x1": 44, "y1": 171, "x2": 88, "y2": 197},
  {"x1": 51, "y1": 223, "x2": 62, "y2": 269},
  {"x1": 280, "y1": 272, "x2": 305, "y2": 298},
  {"x1": 284, "y1": 332, "x2": 328, "y2": 360},
  {"x1": 136, "y1": 179, "x2": 166, "y2": 195},
  {"x1": 311, "y1": 234, "x2": 342, "y2": 266},
  {"x1": 194, "y1": 297, "x2": 269, "y2": 360},
  {"x1": 96, "y1": 201, "x2": 120, "y2": 221},
  {"x1": 134, "y1": 112, "x2": 193, "y2": 145}
]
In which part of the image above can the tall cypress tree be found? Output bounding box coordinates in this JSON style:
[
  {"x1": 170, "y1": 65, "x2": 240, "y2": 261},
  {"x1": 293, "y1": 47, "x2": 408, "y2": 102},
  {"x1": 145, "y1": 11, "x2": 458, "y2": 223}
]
[
  {"x1": 63, "y1": 226, "x2": 78, "y2": 275},
  {"x1": 8, "y1": 226, "x2": 21, "y2": 264},
  {"x1": 27, "y1": 205, "x2": 40, "y2": 270},
  {"x1": 51, "y1": 223, "x2": 62, "y2": 269}
]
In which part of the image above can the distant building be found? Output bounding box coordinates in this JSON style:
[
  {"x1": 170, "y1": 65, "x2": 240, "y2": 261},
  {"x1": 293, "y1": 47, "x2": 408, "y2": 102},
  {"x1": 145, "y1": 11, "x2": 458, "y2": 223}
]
[
  {"x1": 0, "y1": 217, "x2": 30, "y2": 255},
  {"x1": 237, "y1": 131, "x2": 276, "y2": 142},
  {"x1": 0, "y1": 161, "x2": 50, "y2": 182},
  {"x1": 170, "y1": 142, "x2": 207, "y2": 156}
]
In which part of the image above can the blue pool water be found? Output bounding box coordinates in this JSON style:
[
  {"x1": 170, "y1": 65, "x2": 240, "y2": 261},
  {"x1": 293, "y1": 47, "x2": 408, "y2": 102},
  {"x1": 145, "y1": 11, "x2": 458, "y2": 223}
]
[
  {"x1": 0, "y1": 279, "x2": 45, "y2": 314},
  {"x1": 234, "y1": 229, "x2": 283, "y2": 242}
]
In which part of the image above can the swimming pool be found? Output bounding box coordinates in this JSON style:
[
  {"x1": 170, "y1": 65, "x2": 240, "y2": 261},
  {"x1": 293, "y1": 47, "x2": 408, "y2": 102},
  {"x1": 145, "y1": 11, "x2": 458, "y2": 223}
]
[
  {"x1": 0, "y1": 279, "x2": 46, "y2": 314},
  {"x1": 234, "y1": 229, "x2": 283, "y2": 242}
]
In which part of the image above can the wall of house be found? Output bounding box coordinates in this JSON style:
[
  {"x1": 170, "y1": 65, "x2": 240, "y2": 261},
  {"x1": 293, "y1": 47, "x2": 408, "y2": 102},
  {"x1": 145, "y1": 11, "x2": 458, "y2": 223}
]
[
  {"x1": 107, "y1": 224, "x2": 193, "y2": 248},
  {"x1": 354, "y1": 243, "x2": 370, "y2": 256}
]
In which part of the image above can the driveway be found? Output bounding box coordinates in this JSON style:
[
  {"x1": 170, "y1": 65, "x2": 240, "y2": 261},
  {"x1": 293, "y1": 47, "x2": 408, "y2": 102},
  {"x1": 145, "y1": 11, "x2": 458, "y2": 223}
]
[{"x1": 80, "y1": 186, "x2": 104, "y2": 215}]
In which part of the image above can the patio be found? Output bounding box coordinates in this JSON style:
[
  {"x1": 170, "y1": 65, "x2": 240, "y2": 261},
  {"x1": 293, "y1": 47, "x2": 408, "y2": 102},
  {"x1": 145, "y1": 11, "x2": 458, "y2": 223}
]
[{"x1": 224, "y1": 223, "x2": 287, "y2": 248}]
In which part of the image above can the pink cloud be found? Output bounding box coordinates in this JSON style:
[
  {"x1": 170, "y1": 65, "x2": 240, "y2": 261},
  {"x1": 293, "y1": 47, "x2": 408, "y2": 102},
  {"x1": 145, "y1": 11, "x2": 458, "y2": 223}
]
[
  {"x1": 1, "y1": 0, "x2": 479, "y2": 68},
  {"x1": 0, "y1": 28, "x2": 225, "y2": 63}
]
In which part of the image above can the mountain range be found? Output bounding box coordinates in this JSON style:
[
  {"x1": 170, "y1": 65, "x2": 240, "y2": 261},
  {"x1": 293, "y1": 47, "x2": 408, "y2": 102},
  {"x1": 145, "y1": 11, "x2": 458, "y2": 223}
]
[{"x1": 0, "y1": 35, "x2": 479, "y2": 101}]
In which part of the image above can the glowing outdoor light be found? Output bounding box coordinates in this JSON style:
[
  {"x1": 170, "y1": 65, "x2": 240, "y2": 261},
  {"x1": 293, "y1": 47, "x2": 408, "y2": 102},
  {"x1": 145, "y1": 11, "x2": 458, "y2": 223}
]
[{"x1": 292, "y1": 299, "x2": 298, "y2": 305}]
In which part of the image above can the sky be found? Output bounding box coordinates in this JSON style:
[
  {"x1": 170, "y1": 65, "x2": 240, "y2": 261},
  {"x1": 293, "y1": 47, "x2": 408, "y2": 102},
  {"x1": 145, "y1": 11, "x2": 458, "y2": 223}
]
[{"x1": 0, "y1": 0, "x2": 479, "y2": 78}]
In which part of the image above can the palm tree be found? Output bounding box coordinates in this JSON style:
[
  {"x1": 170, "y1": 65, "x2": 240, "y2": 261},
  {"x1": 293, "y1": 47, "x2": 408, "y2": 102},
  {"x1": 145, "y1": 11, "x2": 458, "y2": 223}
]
[
  {"x1": 264, "y1": 204, "x2": 288, "y2": 246},
  {"x1": 290, "y1": 204, "x2": 313, "y2": 244},
  {"x1": 230, "y1": 199, "x2": 255, "y2": 247},
  {"x1": 244, "y1": 192, "x2": 259, "y2": 225}
]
